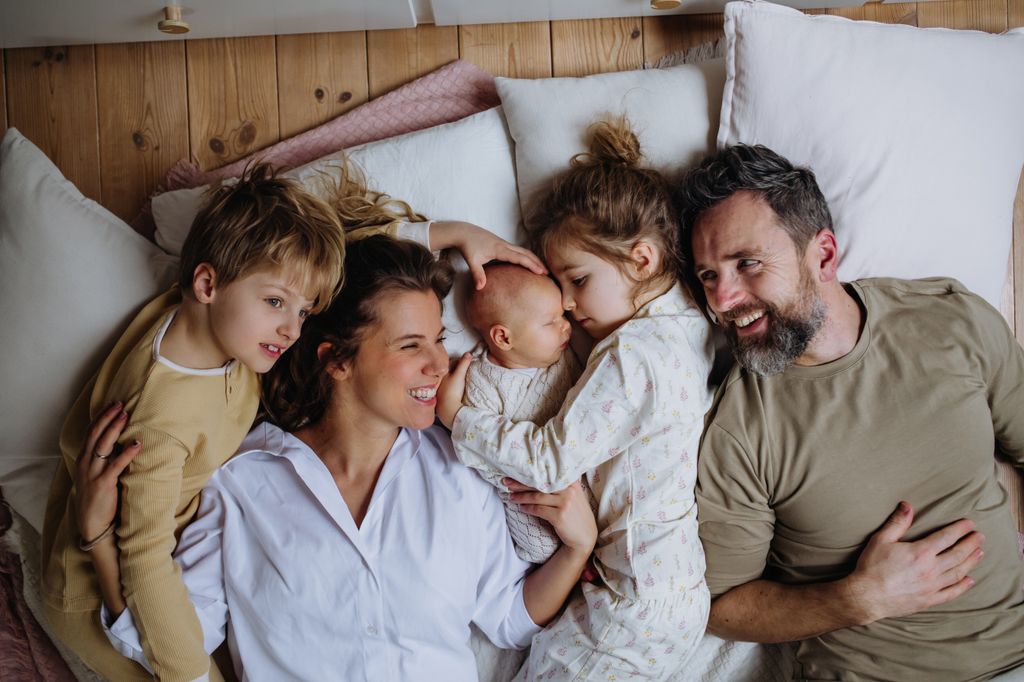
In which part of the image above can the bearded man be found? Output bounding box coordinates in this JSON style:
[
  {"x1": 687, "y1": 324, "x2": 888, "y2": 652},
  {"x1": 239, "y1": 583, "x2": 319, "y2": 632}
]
[{"x1": 678, "y1": 145, "x2": 1024, "y2": 681}]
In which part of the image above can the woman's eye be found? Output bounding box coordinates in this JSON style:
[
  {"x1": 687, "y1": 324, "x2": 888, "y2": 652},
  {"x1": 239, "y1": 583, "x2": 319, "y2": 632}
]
[
  {"x1": 402, "y1": 343, "x2": 419, "y2": 350},
  {"x1": 436, "y1": 336, "x2": 447, "y2": 345},
  {"x1": 266, "y1": 298, "x2": 282, "y2": 308}
]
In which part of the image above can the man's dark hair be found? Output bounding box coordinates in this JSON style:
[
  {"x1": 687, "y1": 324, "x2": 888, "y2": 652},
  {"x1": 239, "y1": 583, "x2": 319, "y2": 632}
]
[{"x1": 676, "y1": 144, "x2": 834, "y2": 259}]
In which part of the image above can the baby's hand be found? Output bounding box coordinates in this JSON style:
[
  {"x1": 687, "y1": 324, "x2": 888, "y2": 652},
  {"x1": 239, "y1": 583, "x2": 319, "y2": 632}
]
[
  {"x1": 437, "y1": 352, "x2": 472, "y2": 430},
  {"x1": 74, "y1": 402, "x2": 140, "y2": 543},
  {"x1": 507, "y1": 479, "x2": 598, "y2": 555}
]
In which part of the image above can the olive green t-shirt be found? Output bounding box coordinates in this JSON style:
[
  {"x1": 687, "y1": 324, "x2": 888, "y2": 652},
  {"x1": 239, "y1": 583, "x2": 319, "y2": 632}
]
[{"x1": 697, "y1": 277, "x2": 1024, "y2": 681}]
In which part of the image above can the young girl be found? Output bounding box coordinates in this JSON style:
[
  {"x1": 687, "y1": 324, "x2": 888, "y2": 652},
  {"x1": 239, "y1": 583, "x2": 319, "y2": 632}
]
[{"x1": 438, "y1": 118, "x2": 714, "y2": 680}]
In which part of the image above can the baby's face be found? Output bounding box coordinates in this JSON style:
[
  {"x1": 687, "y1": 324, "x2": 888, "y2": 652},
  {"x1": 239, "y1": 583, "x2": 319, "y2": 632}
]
[{"x1": 508, "y1": 280, "x2": 572, "y2": 369}]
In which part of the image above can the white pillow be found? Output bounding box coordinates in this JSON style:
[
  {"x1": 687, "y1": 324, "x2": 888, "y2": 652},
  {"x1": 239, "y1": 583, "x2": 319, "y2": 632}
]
[
  {"x1": 718, "y1": 0, "x2": 1024, "y2": 309},
  {"x1": 0, "y1": 128, "x2": 178, "y2": 531},
  {"x1": 152, "y1": 107, "x2": 522, "y2": 358},
  {"x1": 496, "y1": 60, "x2": 726, "y2": 225}
]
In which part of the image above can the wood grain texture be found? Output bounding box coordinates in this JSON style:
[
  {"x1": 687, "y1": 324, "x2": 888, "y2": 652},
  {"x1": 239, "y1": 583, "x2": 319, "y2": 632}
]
[
  {"x1": 5, "y1": 45, "x2": 101, "y2": 202},
  {"x1": 1010, "y1": 0, "x2": 1024, "y2": 27},
  {"x1": 551, "y1": 18, "x2": 644, "y2": 77},
  {"x1": 366, "y1": 25, "x2": 459, "y2": 99},
  {"x1": 96, "y1": 42, "x2": 189, "y2": 225},
  {"x1": 642, "y1": 14, "x2": 725, "y2": 65},
  {"x1": 917, "y1": 0, "x2": 1008, "y2": 31},
  {"x1": 277, "y1": 32, "x2": 369, "y2": 140},
  {"x1": 186, "y1": 37, "x2": 280, "y2": 171},
  {"x1": 823, "y1": 3, "x2": 917, "y2": 24},
  {"x1": 1, "y1": 51, "x2": 7, "y2": 132},
  {"x1": 459, "y1": 21, "x2": 552, "y2": 78}
]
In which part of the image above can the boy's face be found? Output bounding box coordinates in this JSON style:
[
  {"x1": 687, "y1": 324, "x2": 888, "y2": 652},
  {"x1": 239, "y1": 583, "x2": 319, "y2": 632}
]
[
  {"x1": 207, "y1": 267, "x2": 316, "y2": 373},
  {"x1": 503, "y1": 280, "x2": 571, "y2": 369}
]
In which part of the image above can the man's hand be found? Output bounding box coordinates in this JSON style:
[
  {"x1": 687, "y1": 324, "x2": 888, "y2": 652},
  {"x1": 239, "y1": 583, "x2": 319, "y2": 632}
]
[
  {"x1": 843, "y1": 501, "x2": 984, "y2": 625},
  {"x1": 436, "y1": 352, "x2": 472, "y2": 430}
]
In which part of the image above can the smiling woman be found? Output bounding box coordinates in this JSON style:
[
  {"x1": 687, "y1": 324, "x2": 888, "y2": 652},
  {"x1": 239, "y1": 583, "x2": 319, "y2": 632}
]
[{"x1": 73, "y1": 234, "x2": 598, "y2": 682}]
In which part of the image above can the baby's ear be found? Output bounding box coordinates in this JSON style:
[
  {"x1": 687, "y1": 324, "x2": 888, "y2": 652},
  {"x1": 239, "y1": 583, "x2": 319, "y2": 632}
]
[{"x1": 489, "y1": 324, "x2": 513, "y2": 351}]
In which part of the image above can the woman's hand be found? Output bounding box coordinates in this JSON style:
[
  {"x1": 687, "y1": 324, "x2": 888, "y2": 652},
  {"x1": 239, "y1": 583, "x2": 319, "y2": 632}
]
[
  {"x1": 436, "y1": 352, "x2": 472, "y2": 430},
  {"x1": 507, "y1": 479, "x2": 597, "y2": 555},
  {"x1": 75, "y1": 401, "x2": 140, "y2": 542},
  {"x1": 430, "y1": 221, "x2": 546, "y2": 290}
]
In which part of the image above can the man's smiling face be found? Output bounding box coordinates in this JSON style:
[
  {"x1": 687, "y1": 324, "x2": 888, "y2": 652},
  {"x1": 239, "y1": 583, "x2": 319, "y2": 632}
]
[{"x1": 692, "y1": 190, "x2": 826, "y2": 376}]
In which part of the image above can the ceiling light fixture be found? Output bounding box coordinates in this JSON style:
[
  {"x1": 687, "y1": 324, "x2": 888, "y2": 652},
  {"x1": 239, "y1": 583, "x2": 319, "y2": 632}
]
[{"x1": 158, "y1": 6, "x2": 190, "y2": 34}]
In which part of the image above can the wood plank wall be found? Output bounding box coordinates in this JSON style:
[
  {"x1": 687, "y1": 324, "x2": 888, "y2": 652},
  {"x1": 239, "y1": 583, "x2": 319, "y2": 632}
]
[{"x1": 0, "y1": 0, "x2": 1021, "y2": 348}]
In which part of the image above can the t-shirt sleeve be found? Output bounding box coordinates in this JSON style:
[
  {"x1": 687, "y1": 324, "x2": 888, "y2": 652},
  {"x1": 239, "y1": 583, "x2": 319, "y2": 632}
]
[
  {"x1": 696, "y1": 422, "x2": 776, "y2": 598},
  {"x1": 975, "y1": 299, "x2": 1024, "y2": 466}
]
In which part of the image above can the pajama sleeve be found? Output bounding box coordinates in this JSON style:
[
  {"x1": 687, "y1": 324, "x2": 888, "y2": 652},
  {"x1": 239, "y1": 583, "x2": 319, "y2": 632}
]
[
  {"x1": 451, "y1": 337, "x2": 660, "y2": 492},
  {"x1": 104, "y1": 481, "x2": 232, "y2": 677}
]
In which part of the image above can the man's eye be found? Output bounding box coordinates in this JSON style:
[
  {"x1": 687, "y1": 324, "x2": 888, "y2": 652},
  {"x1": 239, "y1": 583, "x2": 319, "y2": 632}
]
[
  {"x1": 698, "y1": 271, "x2": 716, "y2": 282},
  {"x1": 738, "y1": 259, "x2": 759, "y2": 269},
  {"x1": 266, "y1": 298, "x2": 282, "y2": 308}
]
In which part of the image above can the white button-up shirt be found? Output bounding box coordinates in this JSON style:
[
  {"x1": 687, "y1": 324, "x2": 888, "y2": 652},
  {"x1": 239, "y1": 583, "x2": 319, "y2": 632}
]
[{"x1": 105, "y1": 422, "x2": 540, "y2": 681}]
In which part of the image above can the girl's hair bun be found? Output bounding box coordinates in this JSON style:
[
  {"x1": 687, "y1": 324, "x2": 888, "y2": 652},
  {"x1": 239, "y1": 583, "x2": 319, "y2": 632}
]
[{"x1": 573, "y1": 116, "x2": 643, "y2": 168}]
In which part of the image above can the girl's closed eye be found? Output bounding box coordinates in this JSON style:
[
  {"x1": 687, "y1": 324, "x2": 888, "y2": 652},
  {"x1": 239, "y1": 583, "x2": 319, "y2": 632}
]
[{"x1": 572, "y1": 276, "x2": 587, "y2": 287}]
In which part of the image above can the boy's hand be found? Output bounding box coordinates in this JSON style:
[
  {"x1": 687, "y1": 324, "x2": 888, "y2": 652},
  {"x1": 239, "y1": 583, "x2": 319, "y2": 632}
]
[
  {"x1": 74, "y1": 402, "x2": 140, "y2": 542},
  {"x1": 507, "y1": 479, "x2": 598, "y2": 555},
  {"x1": 430, "y1": 221, "x2": 546, "y2": 290},
  {"x1": 437, "y1": 352, "x2": 472, "y2": 429}
]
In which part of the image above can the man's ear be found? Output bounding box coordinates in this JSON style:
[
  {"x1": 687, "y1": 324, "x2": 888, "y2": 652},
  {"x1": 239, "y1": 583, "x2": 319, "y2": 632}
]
[
  {"x1": 319, "y1": 342, "x2": 350, "y2": 381},
  {"x1": 192, "y1": 263, "x2": 218, "y2": 303},
  {"x1": 809, "y1": 229, "x2": 840, "y2": 283},
  {"x1": 630, "y1": 240, "x2": 660, "y2": 279},
  {"x1": 488, "y1": 324, "x2": 513, "y2": 352}
]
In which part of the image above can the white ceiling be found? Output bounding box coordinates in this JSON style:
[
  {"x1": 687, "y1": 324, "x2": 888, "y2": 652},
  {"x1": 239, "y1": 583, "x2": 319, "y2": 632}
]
[{"x1": 1, "y1": 0, "x2": 886, "y2": 49}]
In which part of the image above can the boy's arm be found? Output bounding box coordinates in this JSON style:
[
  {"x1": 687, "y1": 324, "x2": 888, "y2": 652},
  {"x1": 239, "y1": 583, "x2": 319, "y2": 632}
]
[{"x1": 116, "y1": 424, "x2": 210, "y2": 682}]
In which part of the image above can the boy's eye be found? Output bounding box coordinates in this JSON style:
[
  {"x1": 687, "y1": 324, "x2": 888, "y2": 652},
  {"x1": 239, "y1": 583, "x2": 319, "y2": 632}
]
[
  {"x1": 266, "y1": 297, "x2": 283, "y2": 308},
  {"x1": 298, "y1": 309, "x2": 310, "y2": 320}
]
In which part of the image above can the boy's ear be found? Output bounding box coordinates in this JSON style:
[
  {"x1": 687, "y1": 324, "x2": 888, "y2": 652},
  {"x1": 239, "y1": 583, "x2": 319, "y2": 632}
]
[
  {"x1": 192, "y1": 263, "x2": 218, "y2": 303},
  {"x1": 630, "y1": 240, "x2": 659, "y2": 279},
  {"x1": 319, "y1": 342, "x2": 350, "y2": 381},
  {"x1": 488, "y1": 324, "x2": 513, "y2": 352}
]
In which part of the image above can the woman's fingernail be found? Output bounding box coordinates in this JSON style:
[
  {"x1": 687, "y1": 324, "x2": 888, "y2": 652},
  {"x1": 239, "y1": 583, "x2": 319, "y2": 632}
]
[{"x1": 118, "y1": 411, "x2": 128, "y2": 420}]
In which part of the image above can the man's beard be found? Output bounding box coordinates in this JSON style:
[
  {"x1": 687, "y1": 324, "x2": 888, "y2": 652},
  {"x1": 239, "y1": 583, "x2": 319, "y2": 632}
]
[{"x1": 722, "y1": 277, "x2": 826, "y2": 377}]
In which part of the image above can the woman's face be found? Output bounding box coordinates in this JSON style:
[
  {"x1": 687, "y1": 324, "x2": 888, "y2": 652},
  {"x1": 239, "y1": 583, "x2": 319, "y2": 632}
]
[{"x1": 341, "y1": 289, "x2": 449, "y2": 432}]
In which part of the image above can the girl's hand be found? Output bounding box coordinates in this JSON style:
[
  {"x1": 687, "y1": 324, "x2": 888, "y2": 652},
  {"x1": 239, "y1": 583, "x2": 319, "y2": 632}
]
[
  {"x1": 437, "y1": 352, "x2": 472, "y2": 429},
  {"x1": 507, "y1": 478, "x2": 598, "y2": 555},
  {"x1": 430, "y1": 221, "x2": 546, "y2": 290},
  {"x1": 74, "y1": 402, "x2": 141, "y2": 542}
]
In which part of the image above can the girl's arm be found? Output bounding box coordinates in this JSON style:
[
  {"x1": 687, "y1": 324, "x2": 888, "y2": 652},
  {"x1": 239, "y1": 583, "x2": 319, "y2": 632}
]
[
  {"x1": 513, "y1": 480, "x2": 597, "y2": 626},
  {"x1": 438, "y1": 338, "x2": 669, "y2": 491}
]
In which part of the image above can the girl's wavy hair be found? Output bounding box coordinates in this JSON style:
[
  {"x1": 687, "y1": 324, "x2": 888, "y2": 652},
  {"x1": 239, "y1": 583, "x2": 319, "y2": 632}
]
[
  {"x1": 527, "y1": 116, "x2": 684, "y2": 301},
  {"x1": 261, "y1": 235, "x2": 453, "y2": 432}
]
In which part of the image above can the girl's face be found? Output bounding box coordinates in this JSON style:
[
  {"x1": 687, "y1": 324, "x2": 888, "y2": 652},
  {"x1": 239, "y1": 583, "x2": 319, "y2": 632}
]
[
  {"x1": 546, "y1": 243, "x2": 640, "y2": 341},
  {"x1": 339, "y1": 289, "x2": 449, "y2": 433}
]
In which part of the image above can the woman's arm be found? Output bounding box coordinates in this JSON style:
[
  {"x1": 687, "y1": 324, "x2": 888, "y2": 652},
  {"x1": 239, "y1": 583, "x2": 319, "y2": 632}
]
[
  {"x1": 74, "y1": 401, "x2": 139, "y2": 617},
  {"x1": 429, "y1": 220, "x2": 546, "y2": 290},
  {"x1": 512, "y1": 480, "x2": 597, "y2": 626}
]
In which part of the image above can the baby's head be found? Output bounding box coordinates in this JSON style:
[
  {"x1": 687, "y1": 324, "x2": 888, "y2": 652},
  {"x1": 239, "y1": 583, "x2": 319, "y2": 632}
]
[
  {"x1": 527, "y1": 117, "x2": 682, "y2": 341},
  {"x1": 466, "y1": 264, "x2": 571, "y2": 370}
]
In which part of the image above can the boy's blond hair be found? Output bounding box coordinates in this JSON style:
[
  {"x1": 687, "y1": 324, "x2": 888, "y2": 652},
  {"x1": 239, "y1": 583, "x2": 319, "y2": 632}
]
[{"x1": 178, "y1": 162, "x2": 346, "y2": 313}]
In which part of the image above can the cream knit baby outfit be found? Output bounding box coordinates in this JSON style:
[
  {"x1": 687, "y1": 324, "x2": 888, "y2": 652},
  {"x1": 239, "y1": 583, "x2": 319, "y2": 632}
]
[{"x1": 464, "y1": 348, "x2": 583, "y2": 562}]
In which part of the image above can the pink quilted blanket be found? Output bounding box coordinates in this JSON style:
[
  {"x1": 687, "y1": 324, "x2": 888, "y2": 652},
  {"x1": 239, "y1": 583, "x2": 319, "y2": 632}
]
[{"x1": 163, "y1": 59, "x2": 499, "y2": 190}]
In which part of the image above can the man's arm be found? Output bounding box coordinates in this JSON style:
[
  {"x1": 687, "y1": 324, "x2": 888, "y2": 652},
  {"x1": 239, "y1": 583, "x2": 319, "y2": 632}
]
[{"x1": 708, "y1": 501, "x2": 985, "y2": 642}]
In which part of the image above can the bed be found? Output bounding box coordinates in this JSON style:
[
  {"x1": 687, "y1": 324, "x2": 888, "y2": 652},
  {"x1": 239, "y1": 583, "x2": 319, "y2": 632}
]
[{"x1": 1, "y1": 1, "x2": 1023, "y2": 679}]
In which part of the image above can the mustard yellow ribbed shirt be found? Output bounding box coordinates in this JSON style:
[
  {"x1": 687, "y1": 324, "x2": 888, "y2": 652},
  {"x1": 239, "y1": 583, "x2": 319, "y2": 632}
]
[{"x1": 42, "y1": 287, "x2": 260, "y2": 682}]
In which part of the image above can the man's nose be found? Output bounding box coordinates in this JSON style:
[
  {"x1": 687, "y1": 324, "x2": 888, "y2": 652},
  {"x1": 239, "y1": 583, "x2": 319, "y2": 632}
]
[{"x1": 708, "y1": 274, "x2": 744, "y2": 315}]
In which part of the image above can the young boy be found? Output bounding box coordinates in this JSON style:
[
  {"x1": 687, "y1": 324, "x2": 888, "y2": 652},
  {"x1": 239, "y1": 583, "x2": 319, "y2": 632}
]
[
  {"x1": 40, "y1": 164, "x2": 347, "y2": 682},
  {"x1": 463, "y1": 263, "x2": 585, "y2": 563}
]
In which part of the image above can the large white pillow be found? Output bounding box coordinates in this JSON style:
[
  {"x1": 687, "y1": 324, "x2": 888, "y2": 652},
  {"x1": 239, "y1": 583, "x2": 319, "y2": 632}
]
[
  {"x1": 0, "y1": 128, "x2": 178, "y2": 531},
  {"x1": 152, "y1": 107, "x2": 522, "y2": 358},
  {"x1": 718, "y1": 0, "x2": 1024, "y2": 309},
  {"x1": 496, "y1": 60, "x2": 726, "y2": 225}
]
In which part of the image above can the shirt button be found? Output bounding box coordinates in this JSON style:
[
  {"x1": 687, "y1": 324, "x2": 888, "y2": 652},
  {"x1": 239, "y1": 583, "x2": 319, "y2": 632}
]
[{"x1": 366, "y1": 625, "x2": 378, "y2": 636}]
